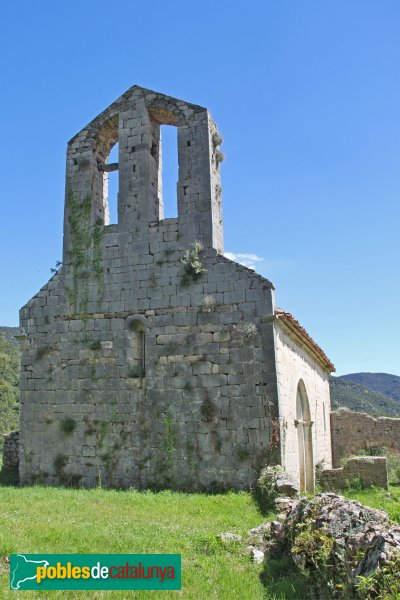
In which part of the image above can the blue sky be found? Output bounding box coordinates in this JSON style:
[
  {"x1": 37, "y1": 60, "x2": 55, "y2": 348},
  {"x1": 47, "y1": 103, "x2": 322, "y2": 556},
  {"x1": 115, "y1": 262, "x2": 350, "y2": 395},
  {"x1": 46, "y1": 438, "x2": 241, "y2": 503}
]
[{"x1": 0, "y1": 1, "x2": 399, "y2": 376}]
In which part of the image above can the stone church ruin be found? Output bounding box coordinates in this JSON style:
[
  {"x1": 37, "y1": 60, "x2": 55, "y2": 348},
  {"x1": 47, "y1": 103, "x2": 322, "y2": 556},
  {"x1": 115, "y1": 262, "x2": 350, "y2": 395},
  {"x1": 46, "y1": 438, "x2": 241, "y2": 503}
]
[{"x1": 17, "y1": 86, "x2": 335, "y2": 491}]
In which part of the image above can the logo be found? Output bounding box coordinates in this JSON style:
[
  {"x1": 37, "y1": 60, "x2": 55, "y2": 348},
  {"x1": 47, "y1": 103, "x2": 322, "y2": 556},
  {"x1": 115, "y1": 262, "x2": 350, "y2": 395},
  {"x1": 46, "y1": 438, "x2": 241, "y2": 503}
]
[{"x1": 10, "y1": 554, "x2": 181, "y2": 590}]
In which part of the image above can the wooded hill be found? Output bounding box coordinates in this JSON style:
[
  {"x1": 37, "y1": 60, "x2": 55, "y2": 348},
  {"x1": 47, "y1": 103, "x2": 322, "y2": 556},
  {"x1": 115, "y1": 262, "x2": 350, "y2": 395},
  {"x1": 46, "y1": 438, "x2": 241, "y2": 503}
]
[
  {"x1": 330, "y1": 375, "x2": 400, "y2": 417},
  {"x1": 0, "y1": 331, "x2": 19, "y2": 450}
]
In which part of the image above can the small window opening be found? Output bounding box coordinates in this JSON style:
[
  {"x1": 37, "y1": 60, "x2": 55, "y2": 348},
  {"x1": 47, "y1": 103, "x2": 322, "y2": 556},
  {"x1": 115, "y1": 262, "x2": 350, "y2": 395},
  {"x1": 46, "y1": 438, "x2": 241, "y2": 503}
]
[
  {"x1": 161, "y1": 125, "x2": 178, "y2": 218},
  {"x1": 127, "y1": 318, "x2": 145, "y2": 377},
  {"x1": 105, "y1": 142, "x2": 119, "y2": 224},
  {"x1": 323, "y1": 403, "x2": 327, "y2": 431}
]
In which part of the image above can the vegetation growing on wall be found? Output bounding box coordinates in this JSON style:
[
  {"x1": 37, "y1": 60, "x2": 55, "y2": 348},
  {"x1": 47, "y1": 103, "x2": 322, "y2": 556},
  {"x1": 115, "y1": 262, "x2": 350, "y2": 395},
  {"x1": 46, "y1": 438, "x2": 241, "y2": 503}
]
[
  {"x1": 202, "y1": 295, "x2": 216, "y2": 312},
  {"x1": 89, "y1": 340, "x2": 101, "y2": 351},
  {"x1": 181, "y1": 242, "x2": 207, "y2": 282},
  {"x1": 200, "y1": 390, "x2": 217, "y2": 422},
  {"x1": 155, "y1": 413, "x2": 176, "y2": 484},
  {"x1": 60, "y1": 417, "x2": 77, "y2": 435},
  {"x1": 212, "y1": 132, "x2": 224, "y2": 166},
  {"x1": 34, "y1": 345, "x2": 52, "y2": 361},
  {"x1": 263, "y1": 416, "x2": 281, "y2": 465},
  {"x1": 67, "y1": 191, "x2": 105, "y2": 316},
  {"x1": 241, "y1": 322, "x2": 258, "y2": 339},
  {"x1": 128, "y1": 367, "x2": 145, "y2": 378},
  {"x1": 53, "y1": 453, "x2": 68, "y2": 473},
  {"x1": 53, "y1": 451, "x2": 81, "y2": 487},
  {"x1": 251, "y1": 465, "x2": 289, "y2": 513}
]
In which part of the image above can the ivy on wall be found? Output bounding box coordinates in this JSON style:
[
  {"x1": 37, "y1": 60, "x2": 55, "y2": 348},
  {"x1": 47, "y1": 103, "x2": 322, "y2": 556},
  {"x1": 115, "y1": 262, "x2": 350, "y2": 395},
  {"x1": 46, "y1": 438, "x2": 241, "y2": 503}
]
[{"x1": 66, "y1": 191, "x2": 105, "y2": 316}]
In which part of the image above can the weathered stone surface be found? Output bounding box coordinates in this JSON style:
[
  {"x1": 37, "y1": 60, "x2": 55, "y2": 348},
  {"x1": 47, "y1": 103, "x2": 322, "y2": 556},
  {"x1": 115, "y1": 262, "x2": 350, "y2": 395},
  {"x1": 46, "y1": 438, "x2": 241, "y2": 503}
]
[
  {"x1": 331, "y1": 409, "x2": 400, "y2": 467},
  {"x1": 355, "y1": 525, "x2": 400, "y2": 579},
  {"x1": 254, "y1": 493, "x2": 399, "y2": 598},
  {"x1": 18, "y1": 85, "x2": 334, "y2": 493},
  {"x1": 247, "y1": 546, "x2": 265, "y2": 564},
  {"x1": 252, "y1": 466, "x2": 299, "y2": 513},
  {"x1": 275, "y1": 477, "x2": 299, "y2": 497},
  {"x1": 320, "y1": 456, "x2": 388, "y2": 490}
]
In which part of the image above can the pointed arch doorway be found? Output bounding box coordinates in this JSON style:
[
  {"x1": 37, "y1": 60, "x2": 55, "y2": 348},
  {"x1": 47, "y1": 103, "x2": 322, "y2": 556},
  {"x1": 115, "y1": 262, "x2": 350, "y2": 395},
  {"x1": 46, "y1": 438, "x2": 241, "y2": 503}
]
[{"x1": 296, "y1": 380, "x2": 314, "y2": 492}]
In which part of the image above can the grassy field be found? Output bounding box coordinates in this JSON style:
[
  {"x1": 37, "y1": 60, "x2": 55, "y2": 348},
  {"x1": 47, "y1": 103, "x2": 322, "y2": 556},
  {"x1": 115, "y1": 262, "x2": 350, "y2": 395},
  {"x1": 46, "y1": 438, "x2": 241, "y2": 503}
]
[
  {"x1": 0, "y1": 485, "x2": 270, "y2": 599},
  {"x1": 343, "y1": 484, "x2": 400, "y2": 521},
  {"x1": 1, "y1": 482, "x2": 400, "y2": 599}
]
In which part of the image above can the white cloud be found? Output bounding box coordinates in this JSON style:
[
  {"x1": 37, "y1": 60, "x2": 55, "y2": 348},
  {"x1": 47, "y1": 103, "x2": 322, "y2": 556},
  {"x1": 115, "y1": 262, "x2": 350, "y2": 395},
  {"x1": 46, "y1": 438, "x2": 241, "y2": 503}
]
[{"x1": 224, "y1": 252, "x2": 264, "y2": 270}]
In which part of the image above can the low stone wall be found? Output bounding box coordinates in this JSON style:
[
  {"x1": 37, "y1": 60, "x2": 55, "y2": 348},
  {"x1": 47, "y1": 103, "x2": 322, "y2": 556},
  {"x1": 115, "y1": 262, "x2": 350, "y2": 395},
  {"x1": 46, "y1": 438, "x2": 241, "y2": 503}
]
[
  {"x1": 331, "y1": 409, "x2": 400, "y2": 466},
  {"x1": 320, "y1": 456, "x2": 388, "y2": 490},
  {"x1": 2, "y1": 431, "x2": 19, "y2": 471}
]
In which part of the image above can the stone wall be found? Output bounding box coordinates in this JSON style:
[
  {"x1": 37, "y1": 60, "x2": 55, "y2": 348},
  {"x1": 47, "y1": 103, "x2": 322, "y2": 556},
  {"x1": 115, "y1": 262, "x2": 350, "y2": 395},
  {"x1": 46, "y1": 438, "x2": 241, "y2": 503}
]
[
  {"x1": 19, "y1": 241, "x2": 277, "y2": 489},
  {"x1": 331, "y1": 409, "x2": 400, "y2": 467},
  {"x1": 2, "y1": 431, "x2": 19, "y2": 471},
  {"x1": 273, "y1": 322, "x2": 332, "y2": 485},
  {"x1": 320, "y1": 456, "x2": 388, "y2": 490}
]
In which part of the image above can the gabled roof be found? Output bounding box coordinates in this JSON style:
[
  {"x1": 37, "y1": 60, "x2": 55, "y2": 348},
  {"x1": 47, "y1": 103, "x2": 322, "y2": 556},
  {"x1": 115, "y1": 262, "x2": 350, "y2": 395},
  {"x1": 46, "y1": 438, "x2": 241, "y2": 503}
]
[
  {"x1": 275, "y1": 309, "x2": 335, "y2": 372},
  {"x1": 68, "y1": 85, "x2": 207, "y2": 144}
]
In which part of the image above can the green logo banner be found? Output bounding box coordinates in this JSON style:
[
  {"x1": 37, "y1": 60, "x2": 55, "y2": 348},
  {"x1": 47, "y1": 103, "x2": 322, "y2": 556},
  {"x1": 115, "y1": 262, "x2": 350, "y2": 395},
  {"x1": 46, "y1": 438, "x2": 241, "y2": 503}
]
[{"x1": 10, "y1": 554, "x2": 181, "y2": 590}]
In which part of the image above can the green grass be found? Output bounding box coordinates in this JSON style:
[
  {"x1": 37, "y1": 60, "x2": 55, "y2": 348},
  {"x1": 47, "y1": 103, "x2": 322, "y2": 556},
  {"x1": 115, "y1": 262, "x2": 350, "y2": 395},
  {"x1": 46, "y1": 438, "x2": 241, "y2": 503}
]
[
  {"x1": 0, "y1": 486, "x2": 269, "y2": 599},
  {"x1": 2, "y1": 483, "x2": 398, "y2": 599},
  {"x1": 260, "y1": 557, "x2": 311, "y2": 599},
  {"x1": 343, "y1": 484, "x2": 400, "y2": 522}
]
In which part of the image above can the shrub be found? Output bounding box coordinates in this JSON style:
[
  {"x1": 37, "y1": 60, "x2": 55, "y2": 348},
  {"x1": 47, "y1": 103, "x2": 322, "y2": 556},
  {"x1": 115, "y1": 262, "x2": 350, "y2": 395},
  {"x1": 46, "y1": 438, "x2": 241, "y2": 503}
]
[
  {"x1": 53, "y1": 453, "x2": 68, "y2": 473},
  {"x1": 128, "y1": 368, "x2": 145, "y2": 378},
  {"x1": 237, "y1": 446, "x2": 250, "y2": 461},
  {"x1": 355, "y1": 553, "x2": 400, "y2": 599},
  {"x1": 60, "y1": 417, "x2": 77, "y2": 435},
  {"x1": 242, "y1": 322, "x2": 258, "y2": 339},
  {"x1": 35, "y1": 345, "x2": 52, "y2": 361},
  {"x1": 215, "y1": 149, "x2": 224, "y2": 165},
  {"x1": 202, "y1": 295, "x2": 216, "y2": 312},
  {"x1": 251, "y1": 465, "x2": 288, "y2": 514},
  {"x1": 212, "y1": 132, "x2": 223, "y2": 147},
  {"x1": 388, "y1": 450, "x2": 400, "y2": 485},
  {"x1": 181, "y1": 242, "x2": 207, "y2": 280}
]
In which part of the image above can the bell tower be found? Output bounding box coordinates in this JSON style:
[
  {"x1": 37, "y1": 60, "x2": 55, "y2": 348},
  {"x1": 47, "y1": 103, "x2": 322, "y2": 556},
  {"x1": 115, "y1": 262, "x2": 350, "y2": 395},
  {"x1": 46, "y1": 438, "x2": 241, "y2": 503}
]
[{"x1": 63, "y1": 86, "x2": 224, "y2": 265}]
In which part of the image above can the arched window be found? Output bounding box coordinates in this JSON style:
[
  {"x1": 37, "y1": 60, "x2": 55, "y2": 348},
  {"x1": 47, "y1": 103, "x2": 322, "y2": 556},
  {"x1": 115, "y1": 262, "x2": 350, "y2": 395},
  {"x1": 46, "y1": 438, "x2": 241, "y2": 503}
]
[
  {"x1": 103, "y1": 142, "x2": 119, "y2": 224},
  {"x1": 126, "y1": 316, "x2": 146, "y2": 377},
  {"x1": 93, "y1": 114, "x2": 119, "y2": 225},
  {"x1": 160, "y1": 125, "x2": 178, "y2": 218}
]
